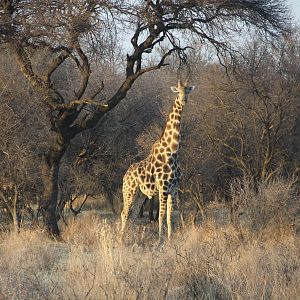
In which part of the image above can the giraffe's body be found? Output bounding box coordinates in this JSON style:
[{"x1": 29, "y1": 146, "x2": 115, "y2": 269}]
[{"x1": 121, "y1": 80, "x2": 194, "y2": 243}]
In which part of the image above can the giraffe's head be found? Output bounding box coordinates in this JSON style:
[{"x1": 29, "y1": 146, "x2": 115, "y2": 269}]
[{"x1": 171, "y1": 79, "x2": 194, "y2": 105}]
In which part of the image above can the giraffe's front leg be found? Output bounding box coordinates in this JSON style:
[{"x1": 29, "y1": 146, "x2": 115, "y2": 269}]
[
  {"x1": 158, "y1": 190, "x2": 167, "y2": 244},
  {"x1": 149, "y1": 198, "x2": 154, "y2": 221},
  {"x1": 167, "y1": 194, "x2": 174, "y2": 241}
]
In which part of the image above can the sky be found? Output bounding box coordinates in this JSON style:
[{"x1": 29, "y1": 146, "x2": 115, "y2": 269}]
[{"x1": 288, "y1": 0, "x2": 300, "y2": 22}]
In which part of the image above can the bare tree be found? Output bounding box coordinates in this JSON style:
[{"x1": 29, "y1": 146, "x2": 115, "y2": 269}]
[{"x1": 0, "y1": 0, "x2": 289, "y2": 235}]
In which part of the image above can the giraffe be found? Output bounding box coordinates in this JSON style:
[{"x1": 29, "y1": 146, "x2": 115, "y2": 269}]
[{"x1": 121, "y1": 79, "x2": 194, "y2": 243}]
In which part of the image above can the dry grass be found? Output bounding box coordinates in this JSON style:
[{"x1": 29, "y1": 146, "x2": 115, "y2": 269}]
[
  {"x1": 0, "y1": 179, "x2": 299, "y2": 299},
  {"x1": 0, "y1": 219, "x2": 299, "y2": 299}
]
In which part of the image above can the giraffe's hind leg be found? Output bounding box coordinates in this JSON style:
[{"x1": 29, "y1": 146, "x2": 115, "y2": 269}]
[
  {"x1": 139, "y1": 197, "x2": 158, "y2": 222},
  {"x1": 121, "y1": 182, "x2": 138, "y2": 235},
  {"x1": 131, "y1": 193, "x2": 148, "y2": 220},
  {"x1": 139, "y1": 197, "x2": 148, "y2": 218}
]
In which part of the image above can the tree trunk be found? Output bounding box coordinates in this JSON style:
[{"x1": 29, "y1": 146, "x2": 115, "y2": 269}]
[
  {"x1": 40, "y1": 140, "x2": 68, "y2": 236},
  {"x1": 41, "y1": 156, "x2": 60, "y2": 235}
]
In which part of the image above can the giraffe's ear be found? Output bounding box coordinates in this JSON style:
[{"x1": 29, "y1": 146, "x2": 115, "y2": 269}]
[
  {"x1": 171, "y1": 86, "x2": 179, "y2": 93},
  {"x1": 188, "y1": 86, "x2": 195, "y2": 93}
]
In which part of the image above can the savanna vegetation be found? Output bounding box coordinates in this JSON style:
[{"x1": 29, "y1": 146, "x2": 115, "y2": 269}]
[{"x1": 0, "y1": 0, "x2": 299, "y2": 299}]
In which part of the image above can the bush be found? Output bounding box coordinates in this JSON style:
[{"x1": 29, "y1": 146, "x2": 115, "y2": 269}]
[{"x1": 230, "y1": 177, "x2": 299, "y2": 238}]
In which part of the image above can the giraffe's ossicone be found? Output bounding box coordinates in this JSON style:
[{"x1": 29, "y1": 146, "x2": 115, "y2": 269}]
[{"x1": 121, "y1": 80, "x2": 195, "y2": 243}]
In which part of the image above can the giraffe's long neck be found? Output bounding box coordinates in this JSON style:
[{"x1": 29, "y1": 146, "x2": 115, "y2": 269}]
[{"x1": 160, "y1": 96, "x2": 184, "y2": 152}]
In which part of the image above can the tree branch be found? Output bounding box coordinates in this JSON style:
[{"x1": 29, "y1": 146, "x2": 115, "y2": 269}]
[
  {"x1": 44, "y1": 50, "x2": 71, "y2": 84},
  {"x1": 11, "y1": 42, "x2": 47, "y2": 90},
  {"x1": 74, "y1": 46, "x2": 90, "y2": 99},
  {"x1": 10, "y1": 42, "x2": 65, "y2": 107},
  {"x1": 53, "y1": 98, "x2": 109, "y2": 112}
]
